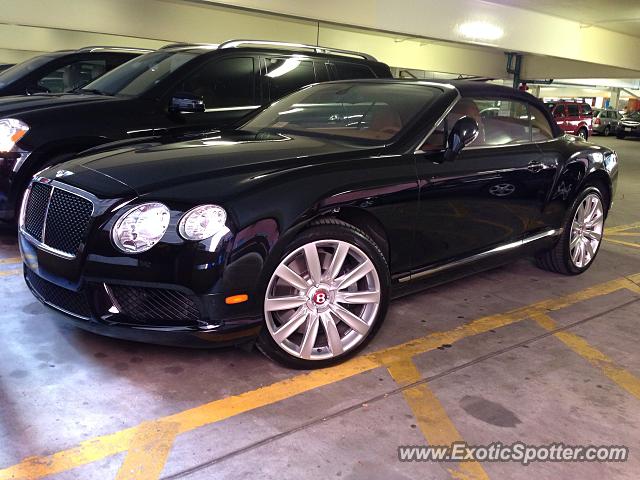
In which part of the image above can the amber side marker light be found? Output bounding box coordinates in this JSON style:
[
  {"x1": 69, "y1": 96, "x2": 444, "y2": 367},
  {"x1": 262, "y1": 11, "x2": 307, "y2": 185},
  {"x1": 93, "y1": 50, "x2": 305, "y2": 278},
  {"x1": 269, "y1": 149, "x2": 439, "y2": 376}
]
[{"x1": 225, "y1": 294, "x2": 249, "y2": 305}]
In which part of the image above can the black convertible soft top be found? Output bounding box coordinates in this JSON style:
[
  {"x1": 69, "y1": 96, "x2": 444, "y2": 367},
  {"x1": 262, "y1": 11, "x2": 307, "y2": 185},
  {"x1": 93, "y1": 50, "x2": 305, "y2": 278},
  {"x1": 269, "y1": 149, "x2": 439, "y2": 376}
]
[{"x1": 435, "y1": 80, "x2": 563, "y2": 138}]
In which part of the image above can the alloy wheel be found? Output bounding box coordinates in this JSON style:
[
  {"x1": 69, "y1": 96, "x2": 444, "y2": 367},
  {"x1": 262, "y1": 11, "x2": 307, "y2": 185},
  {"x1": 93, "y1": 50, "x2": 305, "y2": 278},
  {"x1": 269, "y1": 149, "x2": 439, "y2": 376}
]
[
  {"x1": 264, "y1": 239, "x2": 381, "y2": 361},
  {"x1": 569, "y1": 193, "x2": 604, "y2": 268}
]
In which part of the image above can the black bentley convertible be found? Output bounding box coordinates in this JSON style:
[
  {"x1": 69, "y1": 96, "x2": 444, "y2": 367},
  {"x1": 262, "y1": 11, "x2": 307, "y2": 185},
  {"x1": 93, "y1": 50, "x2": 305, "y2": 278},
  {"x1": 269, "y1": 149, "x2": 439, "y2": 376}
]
[{"x1": 19, "y1": 80, "x2": 618, "y2": 368}]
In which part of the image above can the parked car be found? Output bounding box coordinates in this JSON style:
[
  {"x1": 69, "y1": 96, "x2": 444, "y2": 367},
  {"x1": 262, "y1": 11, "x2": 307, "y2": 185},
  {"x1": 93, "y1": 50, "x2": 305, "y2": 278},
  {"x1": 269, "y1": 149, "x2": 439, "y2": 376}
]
[
  {"x1": 0, "y1": 47, "x2": 150, "y2": 96},
  {"x1": 19, "y1": 80, "x2": 617, "y2": 368},
  {"x1": 546, "y1": 101, "x2": 593, "y2": 140},
  {"x1": 0, "y1": 40, "x2": 391, "y2": 222},
  {"x1": 616, "y1": 112, "x2": 640, "y2": 139},
  {"x1": 592, "y1": 108, "x2": 621, "y2": 136}
]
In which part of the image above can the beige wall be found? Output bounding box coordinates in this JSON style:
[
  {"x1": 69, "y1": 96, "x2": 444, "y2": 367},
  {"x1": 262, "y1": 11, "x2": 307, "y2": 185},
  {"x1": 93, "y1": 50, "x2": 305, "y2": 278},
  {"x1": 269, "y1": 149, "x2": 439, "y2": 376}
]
[
  {"x1": 214, "y1": 0, "x2": 640, "y2": 72},
  {"x1": 1, "y1": 0, "x2": 638, "y2": 80}
]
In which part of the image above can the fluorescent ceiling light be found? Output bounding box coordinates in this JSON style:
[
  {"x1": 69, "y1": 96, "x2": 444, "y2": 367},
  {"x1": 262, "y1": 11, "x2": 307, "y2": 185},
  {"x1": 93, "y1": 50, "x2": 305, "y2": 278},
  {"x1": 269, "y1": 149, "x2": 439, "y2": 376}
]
[
  {"x1": 266, "y1": 59, "x2": 301, "y2": 78},
  {"x1": 457, "y1": 21, "x2": 504, "y2": 41}
]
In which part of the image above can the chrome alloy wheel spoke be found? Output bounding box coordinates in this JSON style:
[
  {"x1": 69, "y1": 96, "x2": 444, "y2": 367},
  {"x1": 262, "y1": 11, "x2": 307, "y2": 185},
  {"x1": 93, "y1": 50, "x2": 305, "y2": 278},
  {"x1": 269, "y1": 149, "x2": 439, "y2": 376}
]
[
  {"x1": 569, "y1": 193, "x2": 604, "y2": 268},
  {"x1": 264, "y1": 239, "x2": 381, "y2": 360}
]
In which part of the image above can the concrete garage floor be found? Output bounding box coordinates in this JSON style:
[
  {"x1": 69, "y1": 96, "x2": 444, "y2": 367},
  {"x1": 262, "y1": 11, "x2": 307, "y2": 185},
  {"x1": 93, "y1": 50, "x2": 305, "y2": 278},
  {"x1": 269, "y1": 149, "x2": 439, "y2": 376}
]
[{"x1": 1, "y1": 137, "x2": 640, "y2": 480}]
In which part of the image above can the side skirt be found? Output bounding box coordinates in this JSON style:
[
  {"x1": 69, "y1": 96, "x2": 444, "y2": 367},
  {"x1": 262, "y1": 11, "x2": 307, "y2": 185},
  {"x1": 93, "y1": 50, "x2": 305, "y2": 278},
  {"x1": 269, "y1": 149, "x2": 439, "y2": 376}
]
[{"x1": 390, "y1": 229, "x2": 562, "y2": 298}]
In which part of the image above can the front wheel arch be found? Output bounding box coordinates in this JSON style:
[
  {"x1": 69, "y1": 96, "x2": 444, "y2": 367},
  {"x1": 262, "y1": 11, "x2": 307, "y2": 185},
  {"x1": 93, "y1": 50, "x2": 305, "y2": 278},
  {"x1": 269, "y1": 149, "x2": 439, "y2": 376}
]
[{"x1": 582, "y1": 171, "x2": 612, "y2": 215}]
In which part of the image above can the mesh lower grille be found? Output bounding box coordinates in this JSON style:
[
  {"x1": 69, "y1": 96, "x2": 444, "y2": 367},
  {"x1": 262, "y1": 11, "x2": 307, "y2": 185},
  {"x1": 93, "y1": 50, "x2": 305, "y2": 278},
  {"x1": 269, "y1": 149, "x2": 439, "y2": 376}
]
[
  {"x1": 44, "y1": 189, "x2": 93, "y2": 254},
  {"x1": 108, "y1": 285, "x2": 201, "y2": 326},
  {"x1": 26, "y1": 269, "x2": 92, "y2": 319},
  {"x1": 24, "y1": 183, "x2": 52, "y2": 241}
]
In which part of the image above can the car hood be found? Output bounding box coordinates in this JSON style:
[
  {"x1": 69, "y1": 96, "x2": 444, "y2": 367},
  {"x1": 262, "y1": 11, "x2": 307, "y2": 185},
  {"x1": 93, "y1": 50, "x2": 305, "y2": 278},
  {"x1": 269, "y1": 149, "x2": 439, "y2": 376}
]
[
  {"x1": 0, "y1": 92, "x2": 122, "y2": 116},
  {"x1": 52, "y1": 131, "x2": 382, "y2": 196}
]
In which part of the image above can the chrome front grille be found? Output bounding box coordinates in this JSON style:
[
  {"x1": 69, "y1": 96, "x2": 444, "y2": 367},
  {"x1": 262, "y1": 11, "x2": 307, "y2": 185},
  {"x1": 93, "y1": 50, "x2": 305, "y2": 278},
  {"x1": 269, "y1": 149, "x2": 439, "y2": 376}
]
[{"x1": 21, "y1": 181, "x2": 94, "y2": 258}]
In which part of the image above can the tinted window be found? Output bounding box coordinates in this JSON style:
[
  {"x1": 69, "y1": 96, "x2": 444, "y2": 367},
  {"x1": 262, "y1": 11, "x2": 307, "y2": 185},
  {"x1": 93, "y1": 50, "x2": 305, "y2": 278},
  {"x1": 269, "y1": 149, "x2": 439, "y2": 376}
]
[
  {"x1": 84, "y1": 51, "x2": 197, "y2": 96},
  {"x1": 567, "y1": 104, "x2": 580, "y2": 116},
  {"x1": 529, "y1": 105, "x2": 554, "y2": 141},
  {"x1": 37, "y1": 59, "x2": 107, "y2": 93},
  {"x1": 333, "y1": 62, "x2": 375, "y2": 80},
  {"x1": 553, "y1": 106, "x2": 565, "y2": 118},
  {"x1": 580, "y1": 104, "x2": 592, "y2": 115},
  {"x1": 266, "y1": 57, "x2": 315, "y2": 101},
  {"x1": 477, "y1": 99, "x2": 531, "y2": 146},
  {"x1": 244, "y1": 82, "x2": 440, "y2": 143},
  {"x1": 0, "y1": 54, "x2": 58, "y2": 88},
  {"x1": 314, "y1": 61, "x2": 330, "y2": 83},
  {"x1": 176, "y1": 57, "x2": 256, "y2": 108}
]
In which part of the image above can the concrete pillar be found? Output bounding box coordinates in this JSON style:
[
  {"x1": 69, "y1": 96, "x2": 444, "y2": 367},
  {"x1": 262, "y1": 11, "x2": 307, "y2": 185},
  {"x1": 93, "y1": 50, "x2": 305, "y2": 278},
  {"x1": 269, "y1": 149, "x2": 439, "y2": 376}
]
[{"x1": 610, "y1": 88, "x2": 621, "y2": 110}]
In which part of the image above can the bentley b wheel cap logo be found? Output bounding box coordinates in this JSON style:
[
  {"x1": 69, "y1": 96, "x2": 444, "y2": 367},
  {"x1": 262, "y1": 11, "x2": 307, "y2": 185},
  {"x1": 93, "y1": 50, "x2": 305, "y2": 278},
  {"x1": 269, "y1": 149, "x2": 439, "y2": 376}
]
[{"x1": 312, "y1": 289, "x2": 329, "y2": 305}]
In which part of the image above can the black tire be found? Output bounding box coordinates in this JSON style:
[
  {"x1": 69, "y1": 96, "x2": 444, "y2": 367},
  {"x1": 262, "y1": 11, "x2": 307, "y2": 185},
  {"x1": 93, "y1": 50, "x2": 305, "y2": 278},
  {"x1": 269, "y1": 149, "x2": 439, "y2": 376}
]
[
  {"x1": 603, "y1": 126, "x2": 611, "y2": 136},
  {"x1": 535, "y1": 186, "x2": 606, "y2": 275},
  {"x1": 256, "y1": 218, "x2": 390, "y2": 369},
  {"x1": 578, "y1": 128, "x2": 588, "y2": 141}
]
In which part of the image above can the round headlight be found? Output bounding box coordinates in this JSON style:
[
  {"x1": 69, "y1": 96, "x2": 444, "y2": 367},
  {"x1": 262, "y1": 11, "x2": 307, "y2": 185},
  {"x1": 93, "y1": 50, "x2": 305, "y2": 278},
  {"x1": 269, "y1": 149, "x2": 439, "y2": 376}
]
[
  {"x1": 178, "y1": 205, "x2": 227, "y2": 241},
  {"x1": 111, "y1": 202, "x2": 170, "y2": 253}
]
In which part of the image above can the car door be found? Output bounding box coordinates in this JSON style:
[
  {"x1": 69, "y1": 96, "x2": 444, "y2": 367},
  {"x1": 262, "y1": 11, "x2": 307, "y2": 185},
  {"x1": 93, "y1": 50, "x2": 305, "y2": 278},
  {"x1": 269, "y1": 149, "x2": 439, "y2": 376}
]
[
  {"x1": 566, "y1": 103, "x2": 580, "y2": 134},
  {"x1": 610, "y1": 111, "x2": 620, "y2": 129},
  {"x1": 165, "y1": 55, "x2": 262, "y2": 129},
  {"x1": 412, "y1": 97, "x2": 557, "y2": 270}
]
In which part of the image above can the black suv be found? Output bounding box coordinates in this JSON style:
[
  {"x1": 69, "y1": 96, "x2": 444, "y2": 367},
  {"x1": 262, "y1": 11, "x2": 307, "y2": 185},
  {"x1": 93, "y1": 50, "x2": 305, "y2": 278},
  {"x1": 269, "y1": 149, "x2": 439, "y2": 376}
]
[
  {"x1": 0, "y1": 40, "x2": 392, "y2": 220},
  {"x1": 0, "y1": 46, "x2": 151, "y2": 96}
]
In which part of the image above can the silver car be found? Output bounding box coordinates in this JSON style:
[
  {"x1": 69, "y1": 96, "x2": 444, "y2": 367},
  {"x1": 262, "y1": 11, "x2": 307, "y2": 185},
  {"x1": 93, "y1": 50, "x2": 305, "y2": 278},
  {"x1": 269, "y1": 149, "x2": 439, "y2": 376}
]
[{"x1": 592, "y1": 108, "x2": 621, "y2": 136}]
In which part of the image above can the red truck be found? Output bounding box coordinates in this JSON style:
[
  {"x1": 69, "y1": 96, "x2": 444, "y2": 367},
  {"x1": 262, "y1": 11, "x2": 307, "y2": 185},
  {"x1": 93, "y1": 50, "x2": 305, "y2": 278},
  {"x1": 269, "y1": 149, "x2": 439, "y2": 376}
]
[{"x1": 546, "y1": 101, "x2": 593, "y2": 140}]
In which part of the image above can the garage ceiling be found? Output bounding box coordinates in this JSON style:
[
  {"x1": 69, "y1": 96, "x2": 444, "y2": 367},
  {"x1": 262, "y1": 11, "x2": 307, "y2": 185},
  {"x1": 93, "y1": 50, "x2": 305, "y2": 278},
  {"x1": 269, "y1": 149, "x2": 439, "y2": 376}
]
[{"x1": 487, "y1": 0, "x2": 640, "y2": 37}]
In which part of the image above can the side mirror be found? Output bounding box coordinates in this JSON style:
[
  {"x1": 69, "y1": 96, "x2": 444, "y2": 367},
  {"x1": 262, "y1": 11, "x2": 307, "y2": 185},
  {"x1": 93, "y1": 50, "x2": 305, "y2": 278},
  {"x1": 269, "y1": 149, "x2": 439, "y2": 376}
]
[
  {"x1": 169, "y1": 92, "x2": 205, "y2": 113},
  {"x1": 444, "y1": 116, "x2": 479, "y2": 162}
]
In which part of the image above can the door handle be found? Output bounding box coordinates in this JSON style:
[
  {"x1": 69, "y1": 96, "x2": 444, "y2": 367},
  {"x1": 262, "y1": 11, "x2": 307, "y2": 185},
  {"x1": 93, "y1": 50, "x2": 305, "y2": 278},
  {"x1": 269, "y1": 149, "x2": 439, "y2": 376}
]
[{"x1": 527, "y1": 161, "x2": 546, "y2": 173}]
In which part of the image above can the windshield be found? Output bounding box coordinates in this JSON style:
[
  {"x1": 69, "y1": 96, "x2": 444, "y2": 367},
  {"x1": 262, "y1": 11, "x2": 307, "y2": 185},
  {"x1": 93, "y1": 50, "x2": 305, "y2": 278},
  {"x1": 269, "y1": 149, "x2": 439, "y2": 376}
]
[
  {"x1": 0, "y1": 54, "x2": 59, "y2": 88},
  {"x1": 624, "y1": 111, "x2": 640, "y2": 121},
  {"x1": 242, "y1": 82, "x2": 442, "y2": 143},
  {"x1": 82, "y1": 51, "x2": 197, "y2": 96}
]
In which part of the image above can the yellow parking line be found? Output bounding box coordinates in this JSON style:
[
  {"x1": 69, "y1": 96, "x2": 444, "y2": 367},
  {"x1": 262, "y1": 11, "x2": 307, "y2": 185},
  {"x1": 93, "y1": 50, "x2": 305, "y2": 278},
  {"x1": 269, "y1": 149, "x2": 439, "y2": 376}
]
[
  {"x1": 604, "y1": 238, "x2": 640, "y2": 249},
  {"x1": 0, "y1": 269, "x2": 21, "y2": 277},
  {"x1": 114, "y1": 421, "x2": 180, "y2": 480},
  {"x1": 388, "y1": 359, "x2": 489, "y2": 480},
  {"x1": 607, "y1": 232, "x2": 640, "y2": 237},
  {"x1": 0, "y1": 257, "x2": 21, "y2": 265},
  {"x1": 605, "y1": 222, "x2": 640, "y2": 234},
  {"x1": 1, "y1": 274, "x2": 639, "y2": 480},
  {"x1": 532, "y1": 313, "x2": 640, "y2": 400}
]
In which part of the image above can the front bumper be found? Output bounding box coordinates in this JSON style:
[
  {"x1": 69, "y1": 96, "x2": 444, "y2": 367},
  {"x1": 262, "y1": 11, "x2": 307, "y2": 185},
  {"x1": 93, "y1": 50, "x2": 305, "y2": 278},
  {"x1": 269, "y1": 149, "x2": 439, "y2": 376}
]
[
  {"x1": 0, "y1": 150, "x2": 31, "y2": 221},
  {"x1": 617, "y1": 126, "x2": 640, "y2": 137},
  {"x1": 23, "y1": 264, "x2": 263, "y2": 348},
  {"x1": 18, "y1": 176, "x2": 271, "y2": 348}
]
